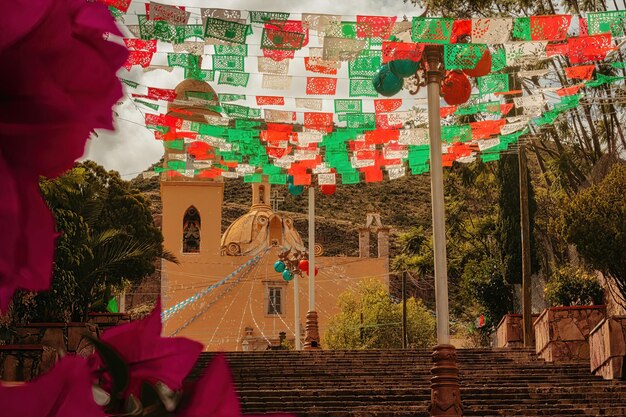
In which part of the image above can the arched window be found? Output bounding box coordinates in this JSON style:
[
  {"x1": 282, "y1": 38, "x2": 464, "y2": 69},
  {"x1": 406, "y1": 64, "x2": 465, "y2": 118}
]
[{"x1": 183, "y1": 206, "x2": 201, "y2": 253}]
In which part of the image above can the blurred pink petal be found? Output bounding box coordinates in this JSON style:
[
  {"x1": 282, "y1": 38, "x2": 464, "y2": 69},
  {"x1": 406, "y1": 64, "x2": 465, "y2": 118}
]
[
  {"x1": 94, "y1": 299, "x2": 203, "y2": 396},
  {"x1": 0, "y1": 152, "x2": 55, "y2": 311},
  {"x1": 0, "y1": 356, "x2": 105, "y2": 417},
  {"x1": 177, "y1": 354, "x2": 241, "y2": 417}
]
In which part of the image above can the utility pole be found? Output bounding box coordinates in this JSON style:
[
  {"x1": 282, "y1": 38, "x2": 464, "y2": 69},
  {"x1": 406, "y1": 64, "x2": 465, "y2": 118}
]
[
  {"x1": 402, "y1": 272, "x2": 407, "y2": 349},
  {"x1": 519, "y1": 143, "x2": 534, "y2": 347}
]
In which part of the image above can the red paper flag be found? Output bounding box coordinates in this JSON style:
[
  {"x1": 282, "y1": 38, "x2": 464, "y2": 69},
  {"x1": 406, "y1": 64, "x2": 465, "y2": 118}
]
[
  {"x1": 306, "y1": 77, "x2": 337, "y2": 95},
  {"x1": 470, "y1": 119, "x2": 506, "y2": 139},
  {"x1": 375, "y1": 114, "x2": 403, "y2": 130},
  {"x1": 363, "y1": 166, "x2": 384, "y2": 183},
  {"x1": 256, "y1": 96, "x2": 285, "y2": 106},
  {"x1": 546, "y1": 43, "x2": 569, "y2": 57},
  {"x1": 500, "y1": 103, "x2": 515, "y2": 115},
  {"x1": 568, "y1": 34, "x2": 613, "y2": 64},
  {"x1": 374, "y1": 99, "x2": 402, "y2": 113},
  {"x1": 556, "y1": 84, "x2": 584, "y2": 96},
  {"x1": 564, "y1": 65, "x2": 595, "y2": 80},
  {"x1": 451, "y1": 19, "x2": 472, "y2": 43},
  {"x1": 293, "y1": 174, "x2": 312, "y2": 186},
  {"x1": 365, "y1": 129, "x2": 399, "y2": 144},
  {"x1": 99, "y1": 0, "x2": 131, "y2": 12},
  {"x1": 304, "y1": 112, "x2": 334, "y2": 132},
  {"x1": 356, "y1": 16, "x2": 397, "y2": 39},
  {"x1": 440, "y1": 106, "x2": 457, "y2": 118},
  {"x1": 263, "y1": 20, "x2": 309, "y2": 61},
  {"x1": 530, "y1": 15, "x2": 572, "y2": 41},
  {"x1": 382, "y1": 42, "x2": 423, "y2": 63},
  {"x1": 304, "y1": 57, "x2": 338, "y2": 75},
  {"x1": 123, "y1": 50, "x2": 154, "y2": 70},
  {"x1": 123, "y1": 38, "x2": 157, "y2": 52}
]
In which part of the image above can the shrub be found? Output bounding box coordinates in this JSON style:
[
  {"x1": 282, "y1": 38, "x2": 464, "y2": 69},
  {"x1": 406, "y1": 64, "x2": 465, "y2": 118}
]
[{"x1": 544, "y1": 266, "x2": 604, "y2": 307}]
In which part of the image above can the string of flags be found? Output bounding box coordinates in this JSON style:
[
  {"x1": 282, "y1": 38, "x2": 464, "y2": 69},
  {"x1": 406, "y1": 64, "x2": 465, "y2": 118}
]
[
  {"x1": 161, "y1": 249, "x2": 268, "y2": 321},
  {"x1": 107, "y1": 3, "x2": 626, "y2": 185}
]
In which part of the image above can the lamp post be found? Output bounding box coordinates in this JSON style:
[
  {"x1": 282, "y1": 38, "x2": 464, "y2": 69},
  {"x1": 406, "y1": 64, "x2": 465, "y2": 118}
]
[
  {"x1": 422, "y1": 45, "x2": 462, "y2": 417},
  {"x1": 304, "y1": 185, "x2": 320, "y2": 349}
]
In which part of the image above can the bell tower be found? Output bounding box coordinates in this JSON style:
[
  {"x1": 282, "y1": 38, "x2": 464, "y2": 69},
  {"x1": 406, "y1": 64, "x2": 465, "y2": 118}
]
[{"x1": 160, "y1": 80, "x2": 225, "y2": 306}]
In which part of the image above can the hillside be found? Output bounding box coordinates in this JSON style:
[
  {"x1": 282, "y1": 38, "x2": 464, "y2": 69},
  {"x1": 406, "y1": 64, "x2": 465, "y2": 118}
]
[{"x1": 130, "y1": 173, "x2": 434, "y2": 257}]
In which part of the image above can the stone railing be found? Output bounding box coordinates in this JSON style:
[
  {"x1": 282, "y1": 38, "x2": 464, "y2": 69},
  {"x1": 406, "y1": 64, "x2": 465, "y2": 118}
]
[
  {"x1": 589, "y1": 316, "x2": 626, "y2": 379},
  {"x1": 88, "y1": 312, "x2": 131, "y2": 330},
  {"x1": 495, "y1": 313, "x2": 539, "y2": 348},
  {"x1": 0, "y1": 345, "x2": 57, "y2": 381},
  {"x1": 534, "y1": 305, "x2": 606, "y2": 362}
]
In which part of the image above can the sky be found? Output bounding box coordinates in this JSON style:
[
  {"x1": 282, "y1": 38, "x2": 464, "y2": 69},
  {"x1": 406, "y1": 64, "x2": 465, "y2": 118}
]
[{"x1": 83, "y1": 0, "x2": 425, "y2": 179}]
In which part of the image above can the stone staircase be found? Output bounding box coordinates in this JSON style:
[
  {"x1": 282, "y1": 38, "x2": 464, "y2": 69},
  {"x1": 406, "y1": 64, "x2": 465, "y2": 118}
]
[{"x1": 193, "y1": 349, "x2": 626, "y2": 417}]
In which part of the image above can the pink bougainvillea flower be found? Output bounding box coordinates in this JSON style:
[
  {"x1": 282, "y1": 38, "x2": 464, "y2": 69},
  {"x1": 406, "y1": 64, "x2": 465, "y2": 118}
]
[
  {"x1": 91, "y1": 299, "x2": 203, "y2": 396},
  {"x1": 177, "y1": 354, "x2": 295, "y2": 417},
  {"x1": 0, "y1": 0, "x2": 128, "y2": 309},
  {"x1": 0, "y1": 152, "x2": 55, "y2": 311},
  {"x1": 0, "y1": 356, "x2": 106, "y2": 417}
]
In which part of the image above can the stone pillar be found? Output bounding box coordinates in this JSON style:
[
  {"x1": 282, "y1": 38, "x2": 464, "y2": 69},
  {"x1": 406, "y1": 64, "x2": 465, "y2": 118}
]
[
  {"x1": 303, "y1": 311, "x2": 320, "y2": 349},
  {"x1": 358, "y1": 228, "x2": 370, "y2": 258},
  {"x1": 430, "y1": 344, "x2": 462, "y2": 417},
  {"x1": 377, "y1": 227, "x2": 390, "y2": 258}
]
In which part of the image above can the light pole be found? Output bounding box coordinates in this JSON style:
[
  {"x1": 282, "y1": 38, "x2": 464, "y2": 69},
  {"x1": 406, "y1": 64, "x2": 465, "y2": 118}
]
[
  {"x1": 304, "y1": 185, "x2": 320, "y2": 348},
  {"x1": 422, "y1": 45, "x2": 462, "y2": 417}
]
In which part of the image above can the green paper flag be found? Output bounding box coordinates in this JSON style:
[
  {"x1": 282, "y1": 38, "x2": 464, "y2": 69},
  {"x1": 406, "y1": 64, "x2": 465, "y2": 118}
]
[
  {"x1": 444, "y1": 44, "x2": 487, "y2": 70},
  {"x1": 249, "y1": 11, "x2": 290, "y2": 23},
  {"x1": 348, "y1": 50, "x2": 382, "y2": 78},
  {"x1": 350, "y1": 79, "x2": 378, "y2": 97},
  {"x1": 167, "y1": 53, "x2": 199, "y2": 69},
  {"x1": 121, "y1": 78, "x2": 139, "y2": 88},
  {"x1": 490, "y1": 47, "x2": 507, "y2": 72},
  {"x1": 478, "y1": 73, "x2": 509, "y2": 96},
  {"x1": 204, "y1": 17, "x2": 249, "y2": 44},
  {"x1": 106, "y1": 298, "x2": 119, "y2": 313},
  {"x1": 411, "y1": 17, "x2": 453, "y2": 44},
  {"x1": 588, "y1": 10, "x2": 626, "y2": 36},
  {"x1": 218, "y1": 94, "x2": 246, "y2": 103},
  {"x1": 185, "y1": 68, "x2": 215, "y2": 81},
  {"x1": 342, "y1": 172, "x2": 361, "y2": 184},
  {"x1": 212, "y1": 55, "x2": 245, "y2": 72},
  {"x1": 334, "y1": 99, "x2": 363, "y2": 113},
  {"x1": 244, "y1": 173, "x2": 263, "y2": 183},
  {"x1": 218, "y1": 71, "x2": 250, "y2": 87},
  {"x1": 214, "y1": 45, "x2": 248, "y2": 56},
  {"x1": 512, "y1": 17, "x2": 531, "y2": 41}
]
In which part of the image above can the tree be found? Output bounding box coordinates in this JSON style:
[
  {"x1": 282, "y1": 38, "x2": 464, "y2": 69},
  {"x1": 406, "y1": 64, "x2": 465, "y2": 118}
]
[
  {"x1": 563, "y1": 163, "x2": 626, "y2": 306},
  {"x1": 9, "y1": 162, "x2": 172, "y2": 322},
  {"x1": 324, "y1": 278, "x2": 436, "y2": 349}
]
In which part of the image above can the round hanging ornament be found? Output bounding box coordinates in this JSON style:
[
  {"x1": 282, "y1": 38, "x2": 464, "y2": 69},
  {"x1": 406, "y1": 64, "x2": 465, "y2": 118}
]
[
  {"x1": 441, "y1": 71, "x2": 471, "y2": 106},
  {"x1": 274, "y1": 260, "x2": 286, "y2": 273},
  {"x1": 282, "y1": 269, "x2": 294, "y2": 281},
  {"x1": 298, "y1": 259, "x2": 309, "y2": 272},
  {"x1": 320, "y1": 184, "x2": 336, "y2": 195},
  {"x1": 389, "y1": 59, "x2": 420, "y2": 78},
  {"x1": 288, "y1": 183, "x2": 304, "y2": 196},
  {"x1": 372, "y1": 64, "x2": 403, "y2": 97}
]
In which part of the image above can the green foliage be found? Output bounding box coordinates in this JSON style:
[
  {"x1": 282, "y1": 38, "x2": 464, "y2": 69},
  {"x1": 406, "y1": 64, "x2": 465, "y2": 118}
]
[
  {"x1": 324, "y1": 279, "x2": 436, "y2": 349},
  {"x1": 563, "y1": 163, "x2": 626, "y2": 304},
  {"x1": 461, "y1": 258, "x2": 514, "y2": 326},
  {"x1": 10, "y1": 162, "x2": 168, "y2": 323},
  {"x1": 544, "y1": 266, "x2": 604, "y2": 307},
  {"x1": 495, "y1": 153, "x2": 539, "y2": 286}
]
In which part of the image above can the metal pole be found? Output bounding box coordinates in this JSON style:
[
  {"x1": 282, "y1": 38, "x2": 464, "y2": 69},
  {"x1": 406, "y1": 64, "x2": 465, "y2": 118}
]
[
  {"x1": 294, "y1": 274, "x2": 301, "y2": 350},
  {"x1": 308, "y1": 186, "x2": 315, "y2": 310},
  {"x1": 402, "y1": 272, "x2": 407, "y2": 349},
  {"x1": 425, "y1": 46, "x2": 450, "y2": 345},
  {"x1": 519, "y1": 143, "x2": 534, "y2": 347},
  {"x1": 424, "y1": 44, "x2": 461, "y2": 417},
  {"x1": 304, "y1": 185, "x2": 320, "y2": 348}
]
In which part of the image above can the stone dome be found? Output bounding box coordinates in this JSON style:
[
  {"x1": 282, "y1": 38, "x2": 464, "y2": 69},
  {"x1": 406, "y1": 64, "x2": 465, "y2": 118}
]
[
  {"x1": 166, "y1": 79, "x2": 221, "y2": 123},
  {"x1": 220, "y1": 181, "x2": 305, "y2": 257}
]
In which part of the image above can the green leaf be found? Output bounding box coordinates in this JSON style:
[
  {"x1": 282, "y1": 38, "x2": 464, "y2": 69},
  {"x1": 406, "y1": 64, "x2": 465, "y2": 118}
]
[{"x1": 87, "y1": 335, "x2": 130, "y2": 398}]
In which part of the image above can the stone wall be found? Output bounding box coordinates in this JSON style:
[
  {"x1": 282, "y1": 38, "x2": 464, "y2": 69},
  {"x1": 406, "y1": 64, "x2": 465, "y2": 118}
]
[
  {"x1": 534, "y1": 305, "x2": 606, "y2": 362},
  {"x1": 495, "y1": 314, "x2": 539, "y2": 348},
  {"x1": 589, "y1": 316, "x2": 626, "y2": 379},
  {"x1": 0, "y1": 345, "x2": 57, "y2": 381}
]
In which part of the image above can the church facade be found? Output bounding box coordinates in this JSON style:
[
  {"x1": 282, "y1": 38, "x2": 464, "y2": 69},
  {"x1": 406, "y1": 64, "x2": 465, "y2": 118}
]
[{"x1": 159, "y1": 80, "x2": 389, "y2": 351}]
